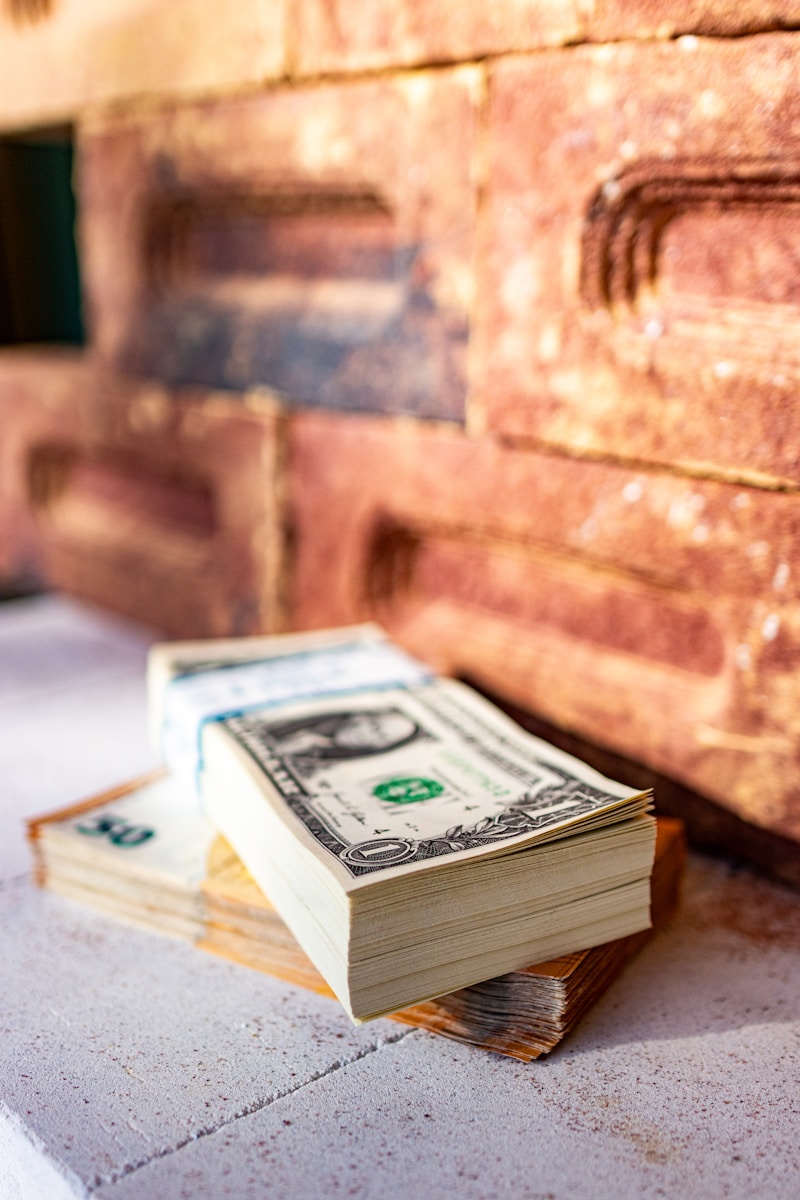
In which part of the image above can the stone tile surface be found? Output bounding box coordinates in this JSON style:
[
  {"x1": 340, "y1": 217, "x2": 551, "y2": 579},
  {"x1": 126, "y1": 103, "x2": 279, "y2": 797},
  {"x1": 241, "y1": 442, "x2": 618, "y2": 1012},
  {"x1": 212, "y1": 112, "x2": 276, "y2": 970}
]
[
  {"x1": 0, "y1": 593, "x2": 152, "y2": 712},
  {"x1": 0, "y1": 595, "x2": 158, "y2": 882},
  {"x1": 98, "y1": 857, "x2": 800, "y2": 1199},
  {"x1": 2, "y1": 885, "x2": 405, "y2": 1195}
]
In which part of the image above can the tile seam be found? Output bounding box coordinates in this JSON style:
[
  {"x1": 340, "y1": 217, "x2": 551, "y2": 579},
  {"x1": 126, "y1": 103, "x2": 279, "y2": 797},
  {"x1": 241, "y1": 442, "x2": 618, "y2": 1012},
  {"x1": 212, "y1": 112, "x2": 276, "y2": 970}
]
[{"x1": 87, "y1": 1027, "x2": 417, "y2": 1192}]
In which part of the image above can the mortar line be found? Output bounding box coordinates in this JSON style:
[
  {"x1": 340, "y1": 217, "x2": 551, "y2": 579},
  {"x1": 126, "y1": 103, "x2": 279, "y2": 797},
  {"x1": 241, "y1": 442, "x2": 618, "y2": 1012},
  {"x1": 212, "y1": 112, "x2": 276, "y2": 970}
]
[
  {"x1": 88, "y1": 1027, "x2": 417, "y2": 1193},
  {"x1": 488, "y1": 433, "x2": 800, "y2": 495}
]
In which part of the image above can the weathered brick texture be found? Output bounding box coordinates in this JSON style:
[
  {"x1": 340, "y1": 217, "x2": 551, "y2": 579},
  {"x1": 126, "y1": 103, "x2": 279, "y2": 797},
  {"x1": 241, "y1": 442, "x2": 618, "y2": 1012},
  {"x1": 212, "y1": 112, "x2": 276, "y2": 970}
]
[
  {"x1": 0, "y1": 354, "x2": 281, "y2": 636},
  {"x1": 476, "y1": 36, "x2": 800, "y2": 486},
  {"x1": 585, "y1": 1, "x2": 800, "y2": 42},
  {"x1": 0, "y1": 0, "x2": 287, "y2": 132},
  {"x1": 4, "y1": 0, "x2": 800, "y2": 131},
  {"x1": 292, "y1": 0, "x2": 582, "y2": 73},
  {"x1": 288, "y1": 412, "x2": 800, "y2": 844},
  {"x1": 4, "y1": 13, "x2": 800, "y2": 871},
  {"x1": 78, "y1": 72, "x2": 479, "y2": 420},
  {"x1": 293, "y1": 2, "x2": 800, "y2": 75}
]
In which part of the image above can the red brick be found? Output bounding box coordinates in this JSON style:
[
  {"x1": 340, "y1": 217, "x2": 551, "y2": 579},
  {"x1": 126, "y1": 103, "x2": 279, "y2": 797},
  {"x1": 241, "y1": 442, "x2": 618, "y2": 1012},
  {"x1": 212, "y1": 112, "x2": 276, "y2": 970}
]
[
  {"x1": 0, "y1": 0, "x2": 287, "y2": 131},
  {"x1": 292, "y1": 0, "x2": 582, "y2": 74},
  {"x1": 476, "y1": 36, "x2": 800, "y2": 486},
  {"x1": 292, "y1": 1, "x2": 800, "y2": 75},
  {"x1": 0, "y1": 352, "x2": 281, "y2": 637},
  {"x1": 79, "y1": 71, "x2": 480, "y2": 420},
  {"x1": 586, "y1": 1, "x2": 800, "y2": 42},
  {"x1": 287, "y1": 412, "x2": 800, "y2": 844}
]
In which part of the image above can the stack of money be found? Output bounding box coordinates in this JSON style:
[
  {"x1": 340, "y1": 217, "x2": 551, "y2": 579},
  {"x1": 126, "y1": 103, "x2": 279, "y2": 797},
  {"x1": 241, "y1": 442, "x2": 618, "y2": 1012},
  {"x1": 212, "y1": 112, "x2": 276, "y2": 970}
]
[
  {"x1": 28, "y1": 772, "x2": 683, "y2": 1060},
  {"x1": 28, "y1": 773, "x2": 210, "y2": 941},
  {"x1": 144, "y1": 626, "x2": 657, "y2": 1022}
]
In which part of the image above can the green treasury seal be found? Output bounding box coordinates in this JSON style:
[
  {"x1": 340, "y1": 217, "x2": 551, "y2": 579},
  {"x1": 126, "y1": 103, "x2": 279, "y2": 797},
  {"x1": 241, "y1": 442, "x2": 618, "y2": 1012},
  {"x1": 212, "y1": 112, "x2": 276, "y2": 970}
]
[{"x1": 373, "y1": 777, "x2": 445, "y2": 804}]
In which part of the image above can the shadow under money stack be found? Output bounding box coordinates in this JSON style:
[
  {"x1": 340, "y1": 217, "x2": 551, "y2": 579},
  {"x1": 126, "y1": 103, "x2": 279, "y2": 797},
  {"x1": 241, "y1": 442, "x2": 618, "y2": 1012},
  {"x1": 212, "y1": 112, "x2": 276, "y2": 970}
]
[{"x1": 145, "y1": 626, "x2": 657, "y2": 1022}]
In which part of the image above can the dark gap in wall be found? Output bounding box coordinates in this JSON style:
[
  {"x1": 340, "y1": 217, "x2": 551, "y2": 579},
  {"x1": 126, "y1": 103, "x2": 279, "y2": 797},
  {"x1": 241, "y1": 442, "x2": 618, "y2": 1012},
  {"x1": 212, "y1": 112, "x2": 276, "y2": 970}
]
[{"x1": 0, "y1": 127, "x2": 84, "y2": 346}]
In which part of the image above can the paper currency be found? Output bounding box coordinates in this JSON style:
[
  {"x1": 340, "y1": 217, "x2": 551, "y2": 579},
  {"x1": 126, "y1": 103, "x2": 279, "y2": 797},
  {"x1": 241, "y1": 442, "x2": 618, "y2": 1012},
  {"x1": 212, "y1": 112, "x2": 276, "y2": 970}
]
[
  {"x1": 147, "y1": 626, "x2": 656, "y2": 1022},
  {"x1": 28, "y1": 776, "x2": 683, "y2": 1060},
  {"x1": 212, "y1": 679, "x2": 646, "y2": 878},
  {"x1": 28, "y1": 773, "x2": 215, "y2": 940}
]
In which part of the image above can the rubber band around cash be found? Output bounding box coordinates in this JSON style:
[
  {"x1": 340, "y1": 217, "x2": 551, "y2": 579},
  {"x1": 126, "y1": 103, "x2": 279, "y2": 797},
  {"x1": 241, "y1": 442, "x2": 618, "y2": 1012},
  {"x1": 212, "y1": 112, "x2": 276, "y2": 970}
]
[{"x1": 160, "y1": 640, "x2": 435, "y2": 791}]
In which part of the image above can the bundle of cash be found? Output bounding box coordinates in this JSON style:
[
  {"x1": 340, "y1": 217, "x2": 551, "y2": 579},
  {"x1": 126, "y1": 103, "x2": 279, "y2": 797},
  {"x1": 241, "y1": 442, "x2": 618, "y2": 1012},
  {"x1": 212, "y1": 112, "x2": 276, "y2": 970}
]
[
  {"x1": 144, "y1": 626, "x2": 656, "y2": 1022},
  {"x1": 28, "y1": 773, "x2": 683, "y2": 1060}
]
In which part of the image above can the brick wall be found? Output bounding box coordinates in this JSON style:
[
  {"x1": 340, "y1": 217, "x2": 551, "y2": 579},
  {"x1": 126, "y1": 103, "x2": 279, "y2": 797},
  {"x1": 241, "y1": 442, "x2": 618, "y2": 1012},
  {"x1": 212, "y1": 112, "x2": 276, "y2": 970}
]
[{"x1": 3, "y1": 1, "x2": 800, "y2": 878}]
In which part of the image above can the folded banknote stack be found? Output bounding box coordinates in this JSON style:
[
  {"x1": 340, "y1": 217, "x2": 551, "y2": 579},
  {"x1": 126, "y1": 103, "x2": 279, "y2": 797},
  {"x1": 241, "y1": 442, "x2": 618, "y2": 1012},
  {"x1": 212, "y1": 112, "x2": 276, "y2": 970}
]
[
  {"x1": 28, "y1": 771, "x2": 684, "y2": 1059},
  {"x1": 29, "y1": 624, "x2": 678, "y2": 1050}
]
